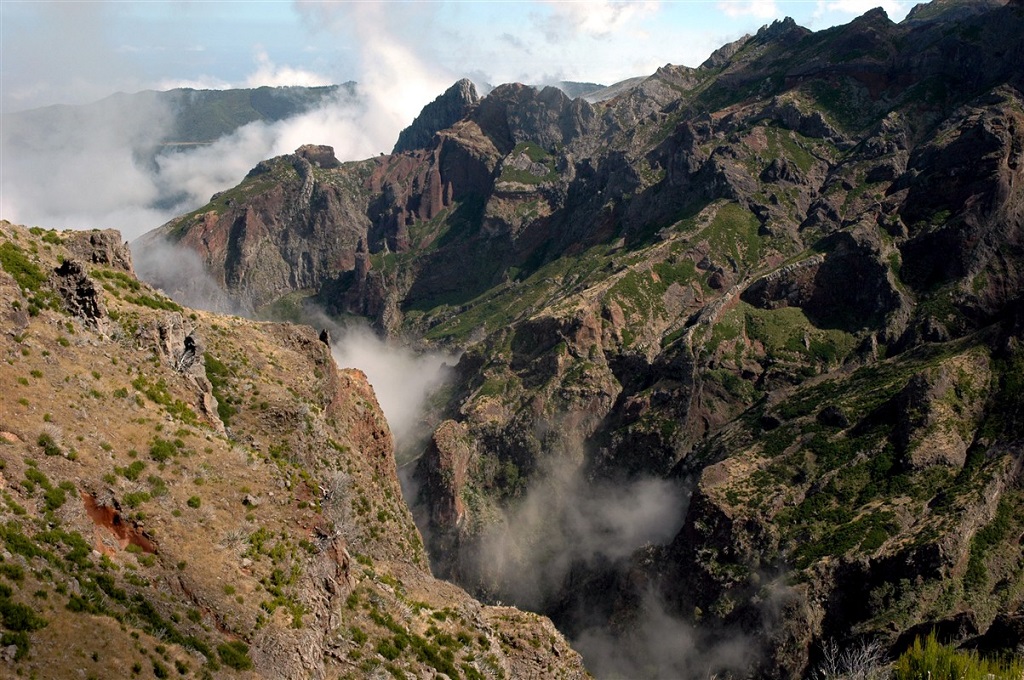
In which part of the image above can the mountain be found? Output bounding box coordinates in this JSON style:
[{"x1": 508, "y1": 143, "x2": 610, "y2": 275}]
[
  {"x1": 4, "y1": 84, "x2": 355, "y2": 148},
  {"x1": 139, "y1": 0, "x2": 1024, "y2": 676},
  {"x1": 551, "y1": 81, "x2": 608, "y2": 100},
  {"x1": 0, "y1": 222, "x2": 586, "y2": 678}
]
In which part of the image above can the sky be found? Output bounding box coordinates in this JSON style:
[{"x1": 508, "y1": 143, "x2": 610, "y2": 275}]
[
  {"x1": 2, "y1": 0, "x2": 915, "y2": 113},
  {"x1": 0, "y1": 0, "x2": 916, "y2": 238}
]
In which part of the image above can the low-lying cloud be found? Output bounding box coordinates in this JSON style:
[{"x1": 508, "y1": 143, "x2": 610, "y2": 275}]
[
  {"x1": 132, "y1": 236, "x2": 241, "y2": 315},
  {"x1": 1, "y1": 83, "x2": 417, "y2": 241},
  {"x1": 450, "y1": 437, "x2": 769, "y2": 678},
  {"x1": 329, "y1": 324, "x2": 457, "y2": 458},
  {"x1": 2, "y1": 8, "x2": 453, "y2": 242},
  {"x1": 574, "y1": 590, "x2": 760, "y2": 679},
  {"x1": 470, "y1": 460, "x2": 688, "y2": 611}
]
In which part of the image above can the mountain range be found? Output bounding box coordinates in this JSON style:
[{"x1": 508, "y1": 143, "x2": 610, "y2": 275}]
[{"x1": 5, "y1": 0, "x2": 1024, "y2": 677}]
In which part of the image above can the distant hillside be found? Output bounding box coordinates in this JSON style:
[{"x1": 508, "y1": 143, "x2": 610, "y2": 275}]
[
  {"x1": 550, "y1": 81, "x2": 606, "y2": 100},
  {"x1": 5, "y1": 84, "x2": 357, "y2": 149}
]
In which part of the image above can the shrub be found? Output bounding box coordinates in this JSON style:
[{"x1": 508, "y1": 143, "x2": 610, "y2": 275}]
[
  {"x1": 216, "y1": 641, "x2": 253, "y2": 670},
  {"x1": 152, "y1": 660, "x2": 169, "y2": 679},
  {"x1": 122, "y1": 492, "x2": 150, "y2": 508},
  {"x1": 376, "y1": 639, "x2": 401, "y2": 661},
  {"x1": 149, "y1": 438, "x2": 177, "y2": 463},
  {"x1": 121, "y1": 460, "x2": 146, "y2": 481},
  {"x1": 0, "y1": 599, "x2": 48, "y2": 632},
  {"x1": 37, "y1": 432, "x2": 62, "y2": 457},
  {"x1": 893, "y1": 632, "x2": 1024, "y2": 680}
]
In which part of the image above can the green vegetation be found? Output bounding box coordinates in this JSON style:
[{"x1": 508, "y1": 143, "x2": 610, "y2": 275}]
[
  {"x1": 37, "y1": 432, "x2": 63, "y2": 457},
  {"x1": 204, "y1": 353, "x2": 238, "y2": 425},
  {"x1": 708, "y1": 203, "x2": 759, "y2": 261},
  {"x1": 711, "y1": 302, "x2": 856, "y2": 370},
  {"x1": 132, "y1": 375, "x2": 199, "y2": 425},
  {"x1": 422, "y1": 241, "x2": 610, "y2": 343},
  {"x1": 764, "y1": 125, "x2": 816, "y2": 173},
  {"x1": 0, "y1": 240, "x2": 61, "y2": 315},
  {"x1": 894, "y1": 632, "x2": 1024, "y2": 679},
  {"x1": 148, "y1": 437, "x2": 183, "y2": 463},
  {"x1": 498, "y1": 142, "x2": 558, "y2": 185},
  {"x1": 804, "y1": 79, "x2": 879, "y2": 131},
  {"x1": 123, "y1": 293, "x2": 183, "y2": 312},
  {"x1": 92, "y1": 268, "x2": 141, "y2": 293},
  {"x1": 217, "y1": 641, "x2": 253, "y2": 670},
  {"x1": 0, "y1": 241, "x2": 48, "y2": 293}
]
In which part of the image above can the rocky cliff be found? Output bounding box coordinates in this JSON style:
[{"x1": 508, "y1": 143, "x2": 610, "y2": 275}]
[
  {"x1": 140, "y1": 0, "x2": 1024, "y2": 676},
  {"x1": 0, "y1": 222, "x2": 587, "y2": 679}
]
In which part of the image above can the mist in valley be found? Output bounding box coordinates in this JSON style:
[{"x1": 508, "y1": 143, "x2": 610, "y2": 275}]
[
  {"x1": 1, "y1": 2, "x2": 452, "y2": 242},
  {"x1": 327, "y1": 323, "x2": 458, "y2": 459},
  {"x1": 450, "y1": 436, "x2": 770, "y2": 679},
  {"x1": 2, "y1": 5, "x2": 803, "y2": 675},
  {"x1": 130, "y1": 238, "x2": 753, "y2": 676}
]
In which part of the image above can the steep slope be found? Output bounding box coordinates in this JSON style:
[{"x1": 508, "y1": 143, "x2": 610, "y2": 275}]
[
  {"x1": 0, "y1": 222, "x2": 586, "y2": 679},
  {"x1": 139, "y1": 0, "x2": 1024, "y2": 676}
]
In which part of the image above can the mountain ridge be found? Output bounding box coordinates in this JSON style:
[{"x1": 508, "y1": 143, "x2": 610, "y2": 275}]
[
  {"x1": 0, "y1": 220, "x2": 588, "y2": 678},
  {"x1": 137, "y1": 0, "x2": 1024, "y2": 676}
]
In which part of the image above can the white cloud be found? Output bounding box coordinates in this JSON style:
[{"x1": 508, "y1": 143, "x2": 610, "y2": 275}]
[
  {"x1": 153, "y1": 76, "x2": 234, "y2": 91},
  {"x1": 717, "y1": 0, "x2": 781, "y2": 19},
  {"x1": 294, "y1": 1, "x2": 453, "y2": 142},
  {"x1": 542, "y1": 0, "x2": 661, "y2": 39},
  {"x1": 813, "y1": 0, "x2": 912, "y2": 21},
  {"x1": 244, "y1": 47, "x2": 334, "y2": 88},
  {"x1": 1, "y1": 1, "x2": 451, "y2": 240},
  {"x1": 330, "y1": 325, "x2": 457, "y2": 452}
]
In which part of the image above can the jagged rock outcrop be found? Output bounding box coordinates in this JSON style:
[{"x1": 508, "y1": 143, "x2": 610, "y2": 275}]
[
  {"x1": 136, "y1": 311, "x2": 225, "y2": 434},
  {"x1": 295, "y1": 143, "x2": 340, "y2": 169},
  {"x1": 393, "y1": 78, "x2": 480, "y2": 154},
  {"x1": 0, "y1": 222, "x2": 588, "y2": 679},
  {"x1": 50, "y1": 258, "x2": 107, "y2": 326},
  {"x1": 138, "y1": 1, "x2": 1024, "y2": 676},
  {"x1": 65, "y1": 229, "x2": 135, "y2": 273}
]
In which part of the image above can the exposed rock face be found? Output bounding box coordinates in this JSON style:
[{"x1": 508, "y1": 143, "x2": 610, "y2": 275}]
[
  {"x1": 65, "y1": 229, "x2": 134, "y2": 273},
  {"x1": 393, "y1": 78, "x2": 480, "y2": 154},
  {"x1": 137, "y1": 311, "x2": 225, "y2": 434},
  {"x1": 50, "y1": 258, "x2": 107, "y2": 326},
  {"x1": 139, "y1": 1, "x2": 1024, "y2": 676},
  {"x1": 0, "y1": 222, "x2": 588, "y2": 680},
  {"x1": 894, "y1": 353, "x2": 991, "y2": 470},
  {"x1": 144, "y1": 147, "x2": 373, "y2": 313},
  {"x1": 295, "y1": 143, "x2": 340, "y2": 169}
]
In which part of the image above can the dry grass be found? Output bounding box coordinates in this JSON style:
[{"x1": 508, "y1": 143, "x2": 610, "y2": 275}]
[{"x1": 0, "y1": 221, "x2": 586, "y2": 679}]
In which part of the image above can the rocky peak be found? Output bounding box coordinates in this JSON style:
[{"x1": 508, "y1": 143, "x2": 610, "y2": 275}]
[
  {"x1": 701, "y1": 34, "x2": 752, "y2": 70},
  {"x1": 904, "y1": 0, "x2": 1010, "y2": 25},
  {"x1": 751, "y1": 16, "x2": 809, "y2": 48},
  {"x1": 471, "y1": 82, "x2": 596, "y2": 154},
  {"x1": 65, "y1": 229, "x2": 134, "y2": 274},
  {"x1": 392, "y1": 78, "x2": 480, "y2": 154},
  {"x1": 295, "y1": 143, "x2": 340, "y2": 169}
]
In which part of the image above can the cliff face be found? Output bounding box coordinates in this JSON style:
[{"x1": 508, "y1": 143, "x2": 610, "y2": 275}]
[
  {"x1": 392, "y1": 79, "x2": 481, "y2": 154},
  {"x1": 0, "y1": 222, "x2": 587, "y2": 679},
  {"x1": 139, "y1": 0, "x2": 1024, "y2": 676}
]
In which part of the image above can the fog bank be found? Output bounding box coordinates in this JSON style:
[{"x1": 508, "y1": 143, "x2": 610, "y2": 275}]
[{"x1": 329, "y1": 324, "x2": 457, "y2": 458}]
